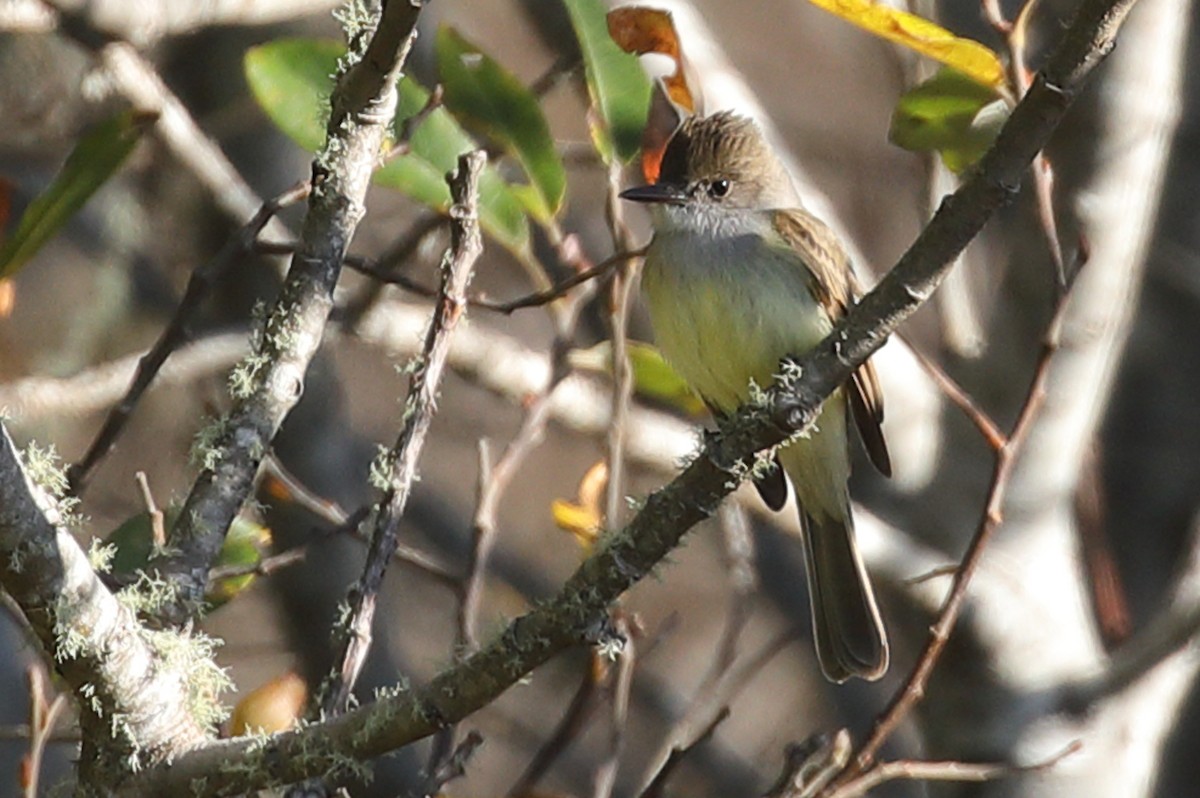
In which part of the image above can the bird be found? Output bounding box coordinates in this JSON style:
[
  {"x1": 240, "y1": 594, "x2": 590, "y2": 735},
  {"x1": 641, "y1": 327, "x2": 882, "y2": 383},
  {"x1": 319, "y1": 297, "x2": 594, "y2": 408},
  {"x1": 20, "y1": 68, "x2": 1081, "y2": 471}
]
[{"x1": 621, "y1": 110, "x2": 892, "y2": 682}]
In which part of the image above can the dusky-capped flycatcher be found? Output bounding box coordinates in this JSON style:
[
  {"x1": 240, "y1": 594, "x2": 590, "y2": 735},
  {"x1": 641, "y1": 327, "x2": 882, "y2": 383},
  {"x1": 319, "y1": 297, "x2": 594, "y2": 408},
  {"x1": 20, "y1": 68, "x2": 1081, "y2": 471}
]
[{"x1": 621, "y1": 111, "x2": 892, "y2": 682}]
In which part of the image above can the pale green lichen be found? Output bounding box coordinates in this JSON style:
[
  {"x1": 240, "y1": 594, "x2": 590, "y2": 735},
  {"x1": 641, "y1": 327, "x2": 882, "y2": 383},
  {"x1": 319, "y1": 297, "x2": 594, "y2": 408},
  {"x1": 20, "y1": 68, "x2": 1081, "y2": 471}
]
[
  {"x1": 20, "y1": 441, "x2": 81, "y2": 526},
  {"x1": 228, "y1": 352, "x2": 269, "y2": 399},
  {"x1": 368, "y1": 445, "x2": 394, "y2": 491},
  {"x1": 116, "y1": 572, "x2": 181, "y2": 615},
  {"x1": 190, "y1": 415, "x2": 229, "y2": 471},
  {"x1": 141, "y1": 627, "x2": 232, "y2": 730},
  {"x1": 87, "y1": 539, "x2": 117, "y2": 573}
]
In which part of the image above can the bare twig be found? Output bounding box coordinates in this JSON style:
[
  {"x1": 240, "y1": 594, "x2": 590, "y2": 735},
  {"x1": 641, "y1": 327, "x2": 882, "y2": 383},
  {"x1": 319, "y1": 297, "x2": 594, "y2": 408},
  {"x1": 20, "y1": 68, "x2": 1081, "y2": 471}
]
[
  {"x1": 900, "y1": 333, "x2": 1005, "y2": 450},
  {"x1": 338, "y1": 245, "x2": 643, "y2": 314},
  {"x1": 983, "y1": 0, "x2": 1068, "y2": 285},
  {"x1": 638, "y1": 707, "x2": 730, "y2": 798},
  {"x1": 603, "y1": 163, "x2": 640, "y2": 529},
  {"x1": 21, "y1": 667, "x2": 68, "y2": 798},
  {"x1": 829, "y1": 742, "x2": 1082, "y2": 798},
  {"x1": 419, "y1": 729, "x2": 484, "y2": 796},
  {"x1": 505, "y1": 658, "x2": 605, "y2": 798},
  {"x1": 593, "y1": 614, "x2": 636, "y2": 798},
  {"x1": 833, "y1": 269, "x2": 1082, "y2": 787},
  {"x1": 133, "y1": 471, "x2": 166, "y2": 548},
  {"x1": 322, "y1": 151, "x2": 484, "y2": 719},
  {"x1": 65, "y1": 182, "x2": 309, "y2": 496}
]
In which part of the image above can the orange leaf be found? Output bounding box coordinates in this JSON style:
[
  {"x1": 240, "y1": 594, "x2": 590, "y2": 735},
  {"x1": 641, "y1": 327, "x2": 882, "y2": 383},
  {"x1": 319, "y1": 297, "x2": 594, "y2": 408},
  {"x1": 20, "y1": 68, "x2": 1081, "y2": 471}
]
[
  {"x1": 0, "y1": 280, "x2": 13, "y2": 318},
  {"x1": 806, "y1": 0, "x2": 1005, "y2": 87},
  {"x1": 229, "y1": 672, "x2": 307, "y2": 736},
  {"x1": 607, "y1": 6, "x2": 697, "y2": 182}
]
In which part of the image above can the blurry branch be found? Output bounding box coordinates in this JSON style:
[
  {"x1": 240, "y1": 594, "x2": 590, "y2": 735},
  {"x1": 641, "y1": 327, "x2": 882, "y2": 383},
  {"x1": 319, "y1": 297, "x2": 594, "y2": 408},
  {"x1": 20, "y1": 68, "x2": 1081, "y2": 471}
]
[
  {"x1": 46, "y1": 5, "x2": 298, "y2": 252},
  {"x1": 829, "y1": 268, "x2": 1082, "y2": 789},
  {"x1": 506, "y1": 660, "x2": 604, "y2": 797},
  {"x1": 594, "y1": 614, "x2": 636, "y2": 798},
  {"x1": 638, "y1": 707, "x2": 730, "y2": 798},
  {"x1": 117, "y1": 0, "x2": 1135, "y2": 792},
  {"x1": 0, "y1": 423, "x2": 208, "y2": 779},
  {"x1": 0, "y1": 332, "x2": 249, "y2": 423},
  {"x1": 603, "y1": 164, "x2": 641, "y2": 528},
  {"x1": 983, "y1": 0, "x2": 1068, "y2": 286},
  {"x1": 828, "y1": 742, "x2": 1081, "y2": 798},
  {"x1": 20, "y1": 666, "x2": 68, "y2": 798},
  {"x1": 336, "y1": 244, "x2": 643, "y2": 313},
  {"x1": 66, "y1": 181, "x2": 311, "y2": 496},
  {"x1": 34, "y1": 0, "x2": 339, "y2": 45},
  {"x1": 320, "y1": 152, "x2": 484, "y2": 722},
  {"x1": 157, "y1": 0, "x2": 426, "y2": 619}
]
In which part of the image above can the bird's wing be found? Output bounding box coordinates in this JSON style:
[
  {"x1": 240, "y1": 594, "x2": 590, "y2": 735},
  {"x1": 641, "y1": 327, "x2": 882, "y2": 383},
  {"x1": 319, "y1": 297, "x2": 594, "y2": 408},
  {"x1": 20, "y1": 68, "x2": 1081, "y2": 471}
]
[
  {"x1": 772, "y1": 209, "x2": 892, "y2": 478},
  {"x1": 705, "y1": 398, "x2": 789, "y2": 510}
]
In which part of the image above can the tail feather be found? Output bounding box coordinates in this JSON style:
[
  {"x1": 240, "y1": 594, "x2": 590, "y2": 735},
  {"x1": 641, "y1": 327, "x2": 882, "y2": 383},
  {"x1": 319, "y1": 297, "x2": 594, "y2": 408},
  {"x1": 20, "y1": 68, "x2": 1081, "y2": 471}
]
[{"x1": 800, "y1": 509, "x2": 889, "y2": 682}]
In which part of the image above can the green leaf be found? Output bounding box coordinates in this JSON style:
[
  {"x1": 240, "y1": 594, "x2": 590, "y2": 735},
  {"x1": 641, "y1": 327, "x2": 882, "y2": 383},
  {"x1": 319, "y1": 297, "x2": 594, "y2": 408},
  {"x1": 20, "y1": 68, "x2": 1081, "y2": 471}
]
[
  {"x1": 0, "y1": 110, "x2": 153, "y2": 278},
  {"x1": 435, "y1": 26, "x2": 566, "y2": 221},
  {"x1": 105, "y1": 508, "x2": 271, "y2": 608},
  {"x1": 571, "y1": 341, "x2": 705, "y2": 416},
  {"x1": 244, "y1": 38, "x2": 530, "y2": 255},
  {"x1": 561, "y1": 0, "x2": 652, "y2": 163},
  {"x1": 889, "y1": 68, "x2": 1009, "y2": 173}
]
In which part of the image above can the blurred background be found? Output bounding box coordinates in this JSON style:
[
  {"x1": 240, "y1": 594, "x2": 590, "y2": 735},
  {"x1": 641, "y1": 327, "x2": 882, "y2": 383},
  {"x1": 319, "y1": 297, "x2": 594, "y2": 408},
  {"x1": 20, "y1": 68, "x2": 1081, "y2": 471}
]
[{"x1": 0, "y1": 0, "x2": 1197, "y2": 795}]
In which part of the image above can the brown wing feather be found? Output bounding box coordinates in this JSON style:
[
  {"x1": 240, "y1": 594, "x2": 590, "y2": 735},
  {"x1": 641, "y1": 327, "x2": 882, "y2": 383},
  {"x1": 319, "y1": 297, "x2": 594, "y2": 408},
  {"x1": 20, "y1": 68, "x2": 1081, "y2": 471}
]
[{"x1": 773, "y1": 209, "x2": 891, "y2": 478}]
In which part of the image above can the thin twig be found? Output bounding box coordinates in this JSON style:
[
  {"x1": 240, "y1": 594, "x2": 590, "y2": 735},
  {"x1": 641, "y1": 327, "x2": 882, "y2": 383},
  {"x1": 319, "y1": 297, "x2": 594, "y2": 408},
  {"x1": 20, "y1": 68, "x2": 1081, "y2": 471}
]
[
  {"x1": 206, "y1": 547, "x2": 307, "y2": 582},
  {"x1": 828, "y1": 742, "x2": 1082, "y2": 798},
  {"x1": 900, "y1": 332, "x2": 1005, "y2": 450},
  {"x1": 134, "y1": 471, "x2": 166, "y2": 549},
  {"x1": 384, "y1": 84, "x2": 444, "y2": 160},
  {"x1": 336, "y1": 245, "x2": 643, "y2": 314},
  {"x1": 22, "y1": 667, "x2": 68, "y2": 798},
  {"x1": 983, "y1": 0, "x2": 1067, "y2": 286},
  {"x1": 603, "y1": 163, "x2": 640, "y2": 528},
  {"x1": 505, "y1": 658, "x2": 605, "y2": 798},
  {"x1": 593, "y1": 614, "x2": 636, "y2": 798},
  {"x1": 833, "y1": 268, "x2": 1083, "y2": 787},
  {"x1": 458, "y1": 439, "x2": 496, "y2": 653},
  {"x1": 638, "y1": 707, "x2": 730, "y2": 798},
  {"x1": 338, "y1": 211, "x2": 448, "y2": 329},
  {"x1": 66, "y1": 181, "x2": 310, "y2": 496},
  {"x1": 321, "y1": 151, "x2": 484, "y2": 718},
  {"x1": 419, "y1": 729, "x2": 484, "y2": 797}
]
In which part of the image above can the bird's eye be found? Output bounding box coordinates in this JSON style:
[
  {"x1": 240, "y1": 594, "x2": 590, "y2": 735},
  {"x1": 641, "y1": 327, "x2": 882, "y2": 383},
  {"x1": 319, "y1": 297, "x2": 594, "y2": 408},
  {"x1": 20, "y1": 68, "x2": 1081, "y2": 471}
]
[{"x1": 708, "y1": 179, "x2": 731, "y2": 199}]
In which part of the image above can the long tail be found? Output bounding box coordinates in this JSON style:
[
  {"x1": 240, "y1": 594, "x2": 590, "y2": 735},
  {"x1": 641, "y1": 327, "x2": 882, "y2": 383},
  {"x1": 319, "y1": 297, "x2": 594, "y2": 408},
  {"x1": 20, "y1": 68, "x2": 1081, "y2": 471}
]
[{"x1": 800, "y1": 509, "x2": 888, "y2": 682}]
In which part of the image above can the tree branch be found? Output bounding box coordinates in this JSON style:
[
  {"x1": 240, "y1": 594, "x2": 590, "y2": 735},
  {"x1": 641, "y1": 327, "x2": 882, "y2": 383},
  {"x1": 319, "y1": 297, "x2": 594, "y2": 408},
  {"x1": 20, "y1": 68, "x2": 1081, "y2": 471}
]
[
  {"x1": 117, "y1": 0, "x2": 1137, "y2": 792},
  {"x1": 155, "y1": 0, "x2": 427, "y2": 618},
  {"x1": 0, "y1": 424, "x2": 208, "y2": 781}
]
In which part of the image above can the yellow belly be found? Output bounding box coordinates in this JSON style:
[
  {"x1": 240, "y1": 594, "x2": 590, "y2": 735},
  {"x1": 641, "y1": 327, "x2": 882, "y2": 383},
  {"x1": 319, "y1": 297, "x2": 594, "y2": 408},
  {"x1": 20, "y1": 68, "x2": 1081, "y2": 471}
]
[{"x1": 641, "y1": 229, "x2": 851, "y2": 521}]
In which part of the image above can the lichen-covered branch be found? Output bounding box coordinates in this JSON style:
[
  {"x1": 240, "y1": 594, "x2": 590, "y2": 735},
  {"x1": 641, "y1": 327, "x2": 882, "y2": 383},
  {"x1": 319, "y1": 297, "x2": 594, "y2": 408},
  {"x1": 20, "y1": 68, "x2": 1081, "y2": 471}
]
[
  {"x1": 0, "y1": 424, "x2": 209, "y2": 784},
  {"x1": 323, "y1": 151, "x2": 484, "y2": 717},
  {"x1": 158, "y1": 0, "x2": 427, "y2": 617}
]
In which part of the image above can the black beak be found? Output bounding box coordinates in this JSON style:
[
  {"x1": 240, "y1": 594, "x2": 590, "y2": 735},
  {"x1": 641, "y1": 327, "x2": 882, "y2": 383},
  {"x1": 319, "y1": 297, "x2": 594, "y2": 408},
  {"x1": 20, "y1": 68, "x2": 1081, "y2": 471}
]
[{"x1": 619, "y1": 182, "x2": 688, "y2": 205}]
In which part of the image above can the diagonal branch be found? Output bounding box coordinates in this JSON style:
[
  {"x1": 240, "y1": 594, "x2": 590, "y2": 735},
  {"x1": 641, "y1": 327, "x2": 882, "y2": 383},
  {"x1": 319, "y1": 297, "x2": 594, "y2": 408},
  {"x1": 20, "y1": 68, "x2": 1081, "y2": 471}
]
[
  {"x1": 321, "y1": 151, "x2": 485, "y2": 718},
  {"x1": 0, "y1": 425, "x2": 208, "y2": 779},
  {"x1": 154, "y1": 0, "x2": 427, "y2": 619},
  {"x1": 117, "y1": 0, "x2": 1138, "y2": 793}
]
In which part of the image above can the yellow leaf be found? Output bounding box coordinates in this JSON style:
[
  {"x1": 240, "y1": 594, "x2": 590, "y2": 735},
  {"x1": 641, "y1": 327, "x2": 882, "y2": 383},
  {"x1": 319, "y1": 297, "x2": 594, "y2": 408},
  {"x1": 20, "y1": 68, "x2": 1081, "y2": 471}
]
[
  {"x1": 807, "y1": 0, "x2": 1005, "y2": 88},
  {"x1": 551, "y1": 499, "x2": 602, "y2": 549},
  {"x1": 552, "y1": 461, "x2": 609, "y2": 551}
]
